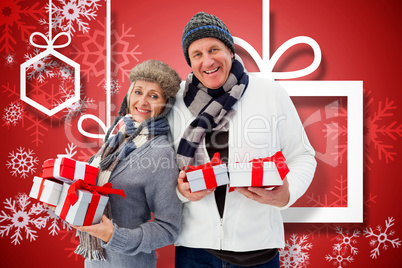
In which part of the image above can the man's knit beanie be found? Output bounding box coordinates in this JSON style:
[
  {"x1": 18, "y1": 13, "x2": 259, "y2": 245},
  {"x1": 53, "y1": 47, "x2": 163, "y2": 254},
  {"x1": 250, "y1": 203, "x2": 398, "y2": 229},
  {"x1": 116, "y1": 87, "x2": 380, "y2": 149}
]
[{"x1": 182, "y1": 12, "x2": 235, "y2": 66}]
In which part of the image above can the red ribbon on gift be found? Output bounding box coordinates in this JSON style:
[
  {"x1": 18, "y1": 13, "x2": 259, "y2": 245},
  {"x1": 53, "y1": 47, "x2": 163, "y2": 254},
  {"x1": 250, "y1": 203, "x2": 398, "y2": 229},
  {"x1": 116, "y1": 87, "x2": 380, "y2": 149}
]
[
  {"x1": 249, "y1": 151, "x2": 289, "y2": 186},
  {"x1": 37, "y1": 178, "x2": 45, "y2": 200},
  {"x1": 59, "y1": 180, "x2": 125, "y2": 226},
  {"x1": 183, "y1": 152, "x2": 222, "y2": 190},
  {"x1": 42, "y1": 158, "x2": 99, "y2": 185}
]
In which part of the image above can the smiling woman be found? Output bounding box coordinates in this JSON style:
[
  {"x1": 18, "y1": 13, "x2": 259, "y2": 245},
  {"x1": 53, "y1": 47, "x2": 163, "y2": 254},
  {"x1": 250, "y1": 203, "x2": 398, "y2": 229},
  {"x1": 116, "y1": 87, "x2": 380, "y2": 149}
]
[
  {"x1": 70, "y1": 60, "x2": 183, "y2": 268},
  {"x1": 128, "y1": 80, "x2": 167, "y2": 123}
]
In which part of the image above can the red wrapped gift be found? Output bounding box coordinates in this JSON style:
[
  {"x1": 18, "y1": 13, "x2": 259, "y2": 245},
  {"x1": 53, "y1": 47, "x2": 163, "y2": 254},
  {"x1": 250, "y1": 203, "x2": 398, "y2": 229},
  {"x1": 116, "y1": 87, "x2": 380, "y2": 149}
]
[
  {"x1": 228, "y1": 151, "x2": 290, "y2": 187},
  {"x1": 184, "y1": 153, "x2": 229, "y2": 192},
  {"x1": 42, "y1": 157, "x2": 98, "y2": 185},
  {"x1": 55, "y1": 180, "x2": 125, "y2": 226}
]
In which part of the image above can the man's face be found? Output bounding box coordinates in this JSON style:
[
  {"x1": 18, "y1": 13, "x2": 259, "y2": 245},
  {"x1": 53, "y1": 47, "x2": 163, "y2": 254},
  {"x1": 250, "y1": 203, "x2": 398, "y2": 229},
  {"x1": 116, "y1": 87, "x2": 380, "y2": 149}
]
[{"x1": 188, "y1": 37, "x2": 233, "y2": 89}]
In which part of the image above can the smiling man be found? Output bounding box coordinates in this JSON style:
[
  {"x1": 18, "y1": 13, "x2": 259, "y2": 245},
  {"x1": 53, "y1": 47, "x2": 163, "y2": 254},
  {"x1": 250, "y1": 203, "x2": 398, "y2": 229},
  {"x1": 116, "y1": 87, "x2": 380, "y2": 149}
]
[
  {"x1": 187, "y1": 37, "x2": 233, "y2": 89},
  {"x1": 169, "y1": 12, "x2": 317, "y2": 268}
]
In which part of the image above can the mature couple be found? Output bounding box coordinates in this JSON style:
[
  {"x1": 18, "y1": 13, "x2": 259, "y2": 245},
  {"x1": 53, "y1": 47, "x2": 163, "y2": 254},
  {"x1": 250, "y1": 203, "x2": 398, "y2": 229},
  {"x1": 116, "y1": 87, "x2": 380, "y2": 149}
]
[{"x1": 72, "y1": 12, "x2": 316, "y2": 268}]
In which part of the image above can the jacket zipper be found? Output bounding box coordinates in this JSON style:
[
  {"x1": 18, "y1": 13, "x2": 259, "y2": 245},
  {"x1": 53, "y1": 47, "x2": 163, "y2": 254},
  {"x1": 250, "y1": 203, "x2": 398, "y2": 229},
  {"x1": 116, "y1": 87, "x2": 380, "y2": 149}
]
[
  {"x1": 219, "y1": 218, "x2": 224, "y2": 250},
  {"x1": 201, "y1": 134, "x2": 227, "y2": 250}
]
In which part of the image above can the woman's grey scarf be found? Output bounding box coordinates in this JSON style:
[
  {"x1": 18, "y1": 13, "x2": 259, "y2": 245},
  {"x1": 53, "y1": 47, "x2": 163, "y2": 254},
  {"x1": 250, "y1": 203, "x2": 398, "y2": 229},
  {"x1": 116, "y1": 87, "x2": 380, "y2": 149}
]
[
  {"x1": 74, "y1": 97, "x2": 173, "y2": 261},
  {"x1": 176, "y1": 58, "x2": 249, "y2": 168}
]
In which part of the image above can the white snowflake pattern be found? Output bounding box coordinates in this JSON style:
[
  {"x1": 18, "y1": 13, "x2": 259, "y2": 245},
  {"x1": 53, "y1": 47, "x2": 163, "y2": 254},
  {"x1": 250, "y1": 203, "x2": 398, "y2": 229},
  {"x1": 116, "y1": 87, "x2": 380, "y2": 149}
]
[
  {"x1": 3, "y1": 52, "x2": 16, "y2": 67},
  {"x1": 103, "y1": 77, "x2": 122, "y2": 96},
  {"x1": 6, "y1": 147, "x2": 39, "y2": 178},
  {"x1": 53, "y1": 85, "x2": 95, "y2": 121},
  {"x1": 57, "y1": 143, "x2": 77, "y2": 159},
  {"x1": 325, "y1": 243, "x2": 354, "y2": 268},
  {"x1": 3, "y1": 102, "x2": 24, "y2": 126},
  {"x1": 1, "y1": 83, "x2": 65, "y2": 146},
  {"x1": 334, "y1": 227, "x2": 360, "y2": 255},
  {"x1": 65, "y1": 97, "x2": 93, "y2": 121},
  {"x1": 364, "y1": 217, "x2": 401, "y2": 259},
  {"x1": 44, "y1": 206, "x2": 72, "y2": 236},
  {"x1": 57, "y1": 62, "x2": 75, "y2": 82},
  {"x1": 39, "y1": 13, "x2": 63, "y2": 37},
  {"x1": 50, "y1": 0, "x2": 101, "y2": 36},
  {"x1": 0, "y1": 194, "x2": 47, "y2": 245},
  {"x1": 24, "y1": 49, "x2": 58, "y2": 83},
  {"x1": 279, "y1": 234, "x2": 312, "y2": 268}
]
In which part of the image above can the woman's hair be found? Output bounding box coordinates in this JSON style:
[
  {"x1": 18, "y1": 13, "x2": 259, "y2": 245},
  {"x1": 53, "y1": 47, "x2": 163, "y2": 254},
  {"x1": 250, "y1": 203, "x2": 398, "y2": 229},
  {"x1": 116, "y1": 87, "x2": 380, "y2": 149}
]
[{"x1": 128, "y1": 59, "x2": 181, "y2": 99}]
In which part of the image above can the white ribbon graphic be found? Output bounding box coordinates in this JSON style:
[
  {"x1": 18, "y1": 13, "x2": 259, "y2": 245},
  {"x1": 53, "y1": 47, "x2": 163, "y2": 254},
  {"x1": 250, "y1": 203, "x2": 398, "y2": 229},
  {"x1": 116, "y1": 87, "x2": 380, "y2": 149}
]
[
  {"x1": 77, "y1": 0, "x2": 112, "y2": 139},
  {"x1": 20, "y1": 0, "x2": 80, "y2": 116},
  {"x1": 77, "y1": 0, "x2": 322, "y2": 139},
  {"x1": 29, "y1": 31, "x2": 71, "y2": 51},
  {"x1": 234, "y1": 35, "x2": 321, "y2": 79}
]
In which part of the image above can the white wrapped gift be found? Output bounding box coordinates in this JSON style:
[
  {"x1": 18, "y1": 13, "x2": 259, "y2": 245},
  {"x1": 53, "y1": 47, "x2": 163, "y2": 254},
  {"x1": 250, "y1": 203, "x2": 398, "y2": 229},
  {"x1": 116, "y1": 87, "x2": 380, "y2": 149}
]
[
  {"x1": 186, "y1": 164, "x2": 229, "y2": 192},
  {"x1": 228, "y1": 152, "x2": 289, "y2": 187},
  {"x1": 228, "y1": 162, "x2": 284, "y2": 187},
  {"x1": 29, "y1": 176, "x2": 63, "y2": 206},
  {"x1": 55, "y1": 183, "x2": 109, "y2": 226}
]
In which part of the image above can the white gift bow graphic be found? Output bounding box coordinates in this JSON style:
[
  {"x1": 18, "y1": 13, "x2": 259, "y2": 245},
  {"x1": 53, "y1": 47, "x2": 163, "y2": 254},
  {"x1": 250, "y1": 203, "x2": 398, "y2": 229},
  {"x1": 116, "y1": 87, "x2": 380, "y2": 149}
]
[
  {"x1": 77, "y1": 0, "x2": 322, "y2": 139},
  {"x1": 29, "y1": 30, "x2": 71, "y2": 51},
  {"x1": 234, "y1": 35, "x2": 321, "y2": 79},
  {"x1": 29, "y1": 0, "x2": 72, "y2": 53}
]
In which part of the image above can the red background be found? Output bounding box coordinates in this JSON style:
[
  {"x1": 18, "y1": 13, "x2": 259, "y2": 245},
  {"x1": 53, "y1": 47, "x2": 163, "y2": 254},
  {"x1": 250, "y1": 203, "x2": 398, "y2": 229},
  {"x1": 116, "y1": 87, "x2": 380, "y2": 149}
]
[{"x1": 1, "y1": 0, "x2": 401, "y2": 267}]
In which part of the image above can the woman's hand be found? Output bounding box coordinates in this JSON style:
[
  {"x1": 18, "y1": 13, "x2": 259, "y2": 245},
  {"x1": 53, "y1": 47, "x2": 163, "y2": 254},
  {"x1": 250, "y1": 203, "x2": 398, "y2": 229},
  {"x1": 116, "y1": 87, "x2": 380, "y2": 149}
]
[
  {"x1": 235, "y1": 177, "x2": 290, "y2": 207},
  {"x1": 71, "y1": 215, "x2": 114, "y2": 243},
  {"x1": 177, "y1": 170, "x2": 215, "y2": 201}
]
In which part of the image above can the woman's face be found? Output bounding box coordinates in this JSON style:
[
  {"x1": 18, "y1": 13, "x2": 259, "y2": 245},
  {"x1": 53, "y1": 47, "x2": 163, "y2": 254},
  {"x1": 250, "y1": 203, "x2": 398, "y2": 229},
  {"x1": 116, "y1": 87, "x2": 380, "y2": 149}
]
[
  {"x1": 128, "y1": 80, "x2": 167, "y2": 123},
  {"x1": 188, "y1": 37, "x2": 233, "y2": 89}
]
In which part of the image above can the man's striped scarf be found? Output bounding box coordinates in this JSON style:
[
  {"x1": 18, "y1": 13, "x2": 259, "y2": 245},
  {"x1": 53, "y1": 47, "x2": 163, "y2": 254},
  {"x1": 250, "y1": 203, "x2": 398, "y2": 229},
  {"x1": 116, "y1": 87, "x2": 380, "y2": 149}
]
[
  {"x1": 176, "y1": 59, "x2": 249, "y2": 168},
  {"x1": 75, "y1": 113, "x2": 170, "y2": 261}
]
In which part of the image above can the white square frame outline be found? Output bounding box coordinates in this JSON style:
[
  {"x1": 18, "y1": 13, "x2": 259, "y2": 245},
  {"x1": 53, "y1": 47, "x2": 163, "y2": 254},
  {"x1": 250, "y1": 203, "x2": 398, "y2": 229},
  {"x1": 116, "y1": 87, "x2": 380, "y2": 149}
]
[
  {"x1": 106, "y1": 1, "x2": 363, "y2": 223},
  {"x1": 278, "y1": 81, "x2": 363, "y2": 223}
]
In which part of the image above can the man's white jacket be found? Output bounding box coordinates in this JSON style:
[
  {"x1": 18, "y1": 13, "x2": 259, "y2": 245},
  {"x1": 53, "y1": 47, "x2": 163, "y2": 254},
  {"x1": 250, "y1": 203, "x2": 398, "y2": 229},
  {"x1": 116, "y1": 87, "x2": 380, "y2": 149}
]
[{"x1": 167, "y1": 75, "x2": 317, "y2": 251}]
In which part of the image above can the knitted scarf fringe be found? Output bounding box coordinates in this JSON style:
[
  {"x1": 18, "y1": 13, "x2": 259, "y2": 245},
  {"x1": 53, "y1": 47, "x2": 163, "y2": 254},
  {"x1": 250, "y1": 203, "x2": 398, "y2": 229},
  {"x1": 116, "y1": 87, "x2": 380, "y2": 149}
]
[{"x1": 74, "y1": 245, "x2": 106, "y2": 261}]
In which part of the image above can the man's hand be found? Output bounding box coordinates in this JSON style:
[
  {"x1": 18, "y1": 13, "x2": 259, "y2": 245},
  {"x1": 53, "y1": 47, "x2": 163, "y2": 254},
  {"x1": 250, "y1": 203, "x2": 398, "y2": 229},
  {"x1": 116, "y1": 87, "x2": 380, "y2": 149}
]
[
  {"x1": 235, "y1": 177, "x2": 290, "y2": 207},
  {"x1": 177, "y1": 170, "x2": 215, "y2": 201},
  {"x1": 72, "y1": 215, "x2": 114, "y2": 243}
]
